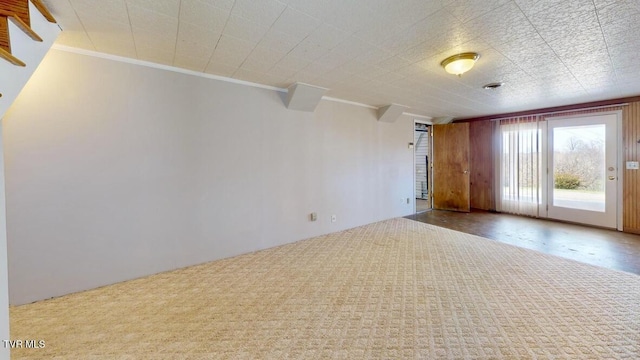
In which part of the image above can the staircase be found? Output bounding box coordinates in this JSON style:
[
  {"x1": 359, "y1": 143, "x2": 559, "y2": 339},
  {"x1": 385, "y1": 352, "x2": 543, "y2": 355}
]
[{"x1": 0, "y1": 0, "x2": 60, "y2": 118}]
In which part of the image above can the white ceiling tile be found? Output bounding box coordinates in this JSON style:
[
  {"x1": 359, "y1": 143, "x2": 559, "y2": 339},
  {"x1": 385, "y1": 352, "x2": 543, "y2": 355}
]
[
  {"x1": 177, "y1": 23, "x2": 221, "y2": 50},
  {"x1": 395, "y1": 64, "x2": 428, "y2": 78},
  {"x1": 277, "y1": 0, "x2": 338, "y2": 21},
  {"x1": 201, "y1": 0, "x2": 236, "y2": 12},
  {"x1": 609, "y1": 47, "x2": 640, "y2": 70},
  {"x1": 257, "y1": 29, "x2": 301, "y2": 54},
  {"x1": 271, "y1": 7, "x2": 321, "y2": 40},
  {"x1": 598, "y1": 3, "x2": 640, "y2": 47},
  {"x1": 353, "y1": 65, "x2": 389, "y2": 80},
  {"x1": 205, "y1": 61, "x2": 237, "y2": 77},
  {"x1": 466, "y1": 2, "x2": 538, "y2": 47},
  {"x1": 87, "y1": 31, "x2": 134, "y2": 49},
  {"x1": 210, "y1": 34, "x2": 256, "y2": 68},
  {"x1": 350, "y1": 0, "x2": 446, "y2": 45},
  {"x1": 69, "y1": 0, "x2": 129, "y2": 23},
  {"x1": 127, "y1": 3, "x2": 179, "y2": 35},
  {"x1": 575, "y1": 71, "x2": 617, "y2": 89},
  {"x1": 316, "y1": 67, "x2": 352, "y2": 83},
  {"x1": 323, "y1": 2, "x2": 379, "y2": 34},
  {"x1": 91, "y1": 36, "x2": 137, "y2": 58},
  {"x1": 241, "y1": 49, "x2": 283, "y2": 72},
  {"x1": 46, "y1": 0, "x2": 640, "y2": 118},
  {"x1": 386, "y1": 12, "x2": 478, "y2": 61},
  {"x1": 136, "y1": 46, "x2": 174, "y2": 64},
  {"x1": 173, "y1": 53, "x2": 210, "y2": 71},
  {"x1": 54, "y1": 31, "x2": 96, "y2": 49},
  {"x1": 445, "y1": 0, "x2": 511, "y2": 23},
  {"x1": 126, "y1": 0, "x2": 180, "y2": 18},
  {"x1": 373, "y1": 71, "x2": 405, "y2": 84},
  {"x1": 301, "y1": 61, "x2": 335, "y2": 77},
  {"x1": 74, "y1": 15, "x2": 132, "y2": 34},
  {"x1": 352, "y1": 18, "x2": 406, "y2": 45},
  {"x1": 366, "y1": 0, "x2": 444, "y2": 25},
  {"x1": 288, "y1": 41, "x2": 331, "y2": 62},
  {"x1": 304, "y1": 24, "x2": 348, "y2": 50},
  {"x1": 312, "y1": 51, "x2": 349, "y2": 69},
  {"x1": 528, "y1": 2, "x2": 600, "y2": 45},
  {"x1": 223, "y1": 15, "x2": 271, "y2": 43},
  {"x1": 268, "y1": 64, "x2": 298, "y2": 79},
  {"x1": 132, "y1": 29, "x2": 176, "y2": 51},
  {"x1": 597, "y1": 0, "x2": 640, "y2": 25},
  {"x1": 354, "y1": 45, "x2": 393, "y2": 64},
  {"x1": 179, "y1": 0, "x2": 230, "y2": 33},
  {"x1": 215, "y1": 35, "x2": 256, "y2": 58},
  {"x1": 342, "y1": 41, "x2": 388, "y2": 65},
  {"x1": 231, "y1": 0, "x2": 286, "y2": 28},
  {"x1": 376, "y1": 56, "x2": 413, "y2": 72},
  {"x1": 514, "y1": 0, "x2": 569, "y2": 15},
  {"x1": 617, "y1": 71, "x2": 640, "y2": 87},
  {"x1": 175, "y1": 39, "x2": 214, "y2": 59}
]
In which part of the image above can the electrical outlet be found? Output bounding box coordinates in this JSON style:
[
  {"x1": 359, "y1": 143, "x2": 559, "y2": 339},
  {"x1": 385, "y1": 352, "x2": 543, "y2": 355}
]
[
  {"x1": 310, "y1": 212, "x2": 317, "y2": 221},
  {"x1": 331, "y1": 214, "x2": 336, "y2": 223},
  {"x1": 406, "y1": 198, "x2": 410, "y2": 204}
]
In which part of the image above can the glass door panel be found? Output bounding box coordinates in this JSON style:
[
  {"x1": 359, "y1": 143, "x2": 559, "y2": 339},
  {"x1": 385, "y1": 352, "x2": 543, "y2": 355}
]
[
  {"x1": 552, "y1": 124, "x2": 605, "y2": 212},
  {"x1": 547, "y1": 113, "x2": 618, "y2": 228}
]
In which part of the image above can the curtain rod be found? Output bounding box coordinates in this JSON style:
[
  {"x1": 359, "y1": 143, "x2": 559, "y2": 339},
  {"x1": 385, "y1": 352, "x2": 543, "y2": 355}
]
[{"x1": 489, "y1": 103, "x2": 629, "y2": 122}]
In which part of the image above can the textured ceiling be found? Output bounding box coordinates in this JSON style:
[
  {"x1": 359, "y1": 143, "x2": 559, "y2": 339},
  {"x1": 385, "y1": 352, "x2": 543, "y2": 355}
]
[{"x1": 42, "y1": 0, "x2": 640, "y2": 119}]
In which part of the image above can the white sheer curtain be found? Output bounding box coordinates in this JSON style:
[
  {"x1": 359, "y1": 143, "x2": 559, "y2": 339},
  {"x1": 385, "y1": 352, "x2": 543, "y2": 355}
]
[{"x1": 497, "y1": 116, "x2": 542, "y2": 216}]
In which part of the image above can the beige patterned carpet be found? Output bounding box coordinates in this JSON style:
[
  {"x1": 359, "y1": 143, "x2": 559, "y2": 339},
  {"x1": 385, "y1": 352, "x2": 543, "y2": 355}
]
[{"x1": 9, "y1": 218, "x2": 640, "y2": 359}]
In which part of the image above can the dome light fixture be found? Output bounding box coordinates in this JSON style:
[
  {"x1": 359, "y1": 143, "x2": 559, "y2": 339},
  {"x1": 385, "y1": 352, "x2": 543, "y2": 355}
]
[{"x1": 440, "y1": 52, "x2": 480, "y2": 76}]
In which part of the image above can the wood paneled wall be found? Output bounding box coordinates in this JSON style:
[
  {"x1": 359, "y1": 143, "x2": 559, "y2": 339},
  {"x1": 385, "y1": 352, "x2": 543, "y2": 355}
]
[
  {"x1": 469, "y1": 121, "x2": 495, "y2": 210},
  {"x1": 0, "y1": 17, "x2": 9, "y2": 52},
  {"x1": 462, "y1": 100, "x2": 640, "y2": 234},
  {"x1": 623, "y1": 102, "x2": 640, "y2": 234},
  {"x1": 1, "y1": 0, "x2": 30, "y2": 26}
]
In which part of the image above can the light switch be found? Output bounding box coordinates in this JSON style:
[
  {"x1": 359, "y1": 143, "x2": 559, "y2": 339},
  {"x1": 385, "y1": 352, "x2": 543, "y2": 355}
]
[{"x1": 626, "y1": 161, "x2": 639, "y2": 170}]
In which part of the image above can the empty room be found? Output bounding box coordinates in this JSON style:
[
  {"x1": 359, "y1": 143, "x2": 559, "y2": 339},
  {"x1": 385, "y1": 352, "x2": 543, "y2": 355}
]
[{"x1": 1, "y1": 0, "x2": 639, "y2": 359}]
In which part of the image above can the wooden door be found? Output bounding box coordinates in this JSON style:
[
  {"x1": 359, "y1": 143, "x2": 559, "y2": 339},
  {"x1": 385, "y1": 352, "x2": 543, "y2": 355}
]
[{"x1": 433, "y1": 123, "x2": 470, "y2": 212}]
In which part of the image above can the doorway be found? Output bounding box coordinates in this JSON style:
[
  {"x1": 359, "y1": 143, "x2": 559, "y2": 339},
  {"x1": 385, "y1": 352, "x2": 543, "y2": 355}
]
[
  {"x1": 414, "y1": 122, "x2": 431, "y2": 213},
  {"x1": 547, "y1": 113, "x2": 620, "y2": 228},
  {"x1": 497, "y1": 111, "x2": 622, "y2": 229}
]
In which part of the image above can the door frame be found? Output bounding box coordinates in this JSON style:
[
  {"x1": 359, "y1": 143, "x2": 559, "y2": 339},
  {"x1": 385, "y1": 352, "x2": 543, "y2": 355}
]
[
  {"x1": 544, "y1": 111, "x2": 623, "y2": 230},
  {"x1": 413, "y1": 119, "x2": 433, "y2": 214}
]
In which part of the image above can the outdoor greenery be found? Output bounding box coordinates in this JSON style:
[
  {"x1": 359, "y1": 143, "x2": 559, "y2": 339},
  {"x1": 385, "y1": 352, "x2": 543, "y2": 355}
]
[
  {"x1": 554, "y1": 173, "x2": 581, "y2": 189},
  {"x1": 554, "y1": 136, "x2": 604, "y2": 191}
]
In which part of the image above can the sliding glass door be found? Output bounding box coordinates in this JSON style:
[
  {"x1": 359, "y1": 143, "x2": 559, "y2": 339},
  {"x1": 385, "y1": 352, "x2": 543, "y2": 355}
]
[
  {"x1": 547, "y1": 114, "x2": 618, "y2": 228},
  {"x1": 498, "y1": 111, "x2": 620, "y2": 229}
]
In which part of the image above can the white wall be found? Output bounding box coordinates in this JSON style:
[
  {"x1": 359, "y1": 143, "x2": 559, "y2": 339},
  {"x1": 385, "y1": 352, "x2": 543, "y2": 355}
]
[
  {"x1": 0, "y1": 4, "x2": 60, "y2": 356},
  {"x1": 3, "y1": 49, "x2": 415, "y2": 305},
  {"x1": 0, "y1": 125, "x2": 9, "y2": 360}
]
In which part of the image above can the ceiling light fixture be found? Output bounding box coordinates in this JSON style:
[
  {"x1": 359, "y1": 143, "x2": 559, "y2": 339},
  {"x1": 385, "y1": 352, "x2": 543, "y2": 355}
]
[{"x1": 440, "y1": 52, "x2": 480, "y2": 76}]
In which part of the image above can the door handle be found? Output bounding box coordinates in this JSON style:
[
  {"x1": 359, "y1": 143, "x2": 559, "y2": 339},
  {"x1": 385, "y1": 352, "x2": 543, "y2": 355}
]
[
  {"x1": 608, "y1": 176, "x2": 616, "y2": 180},
  {"x1": 463, "y1": 170, "x2": 469, "y2": 174}
]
